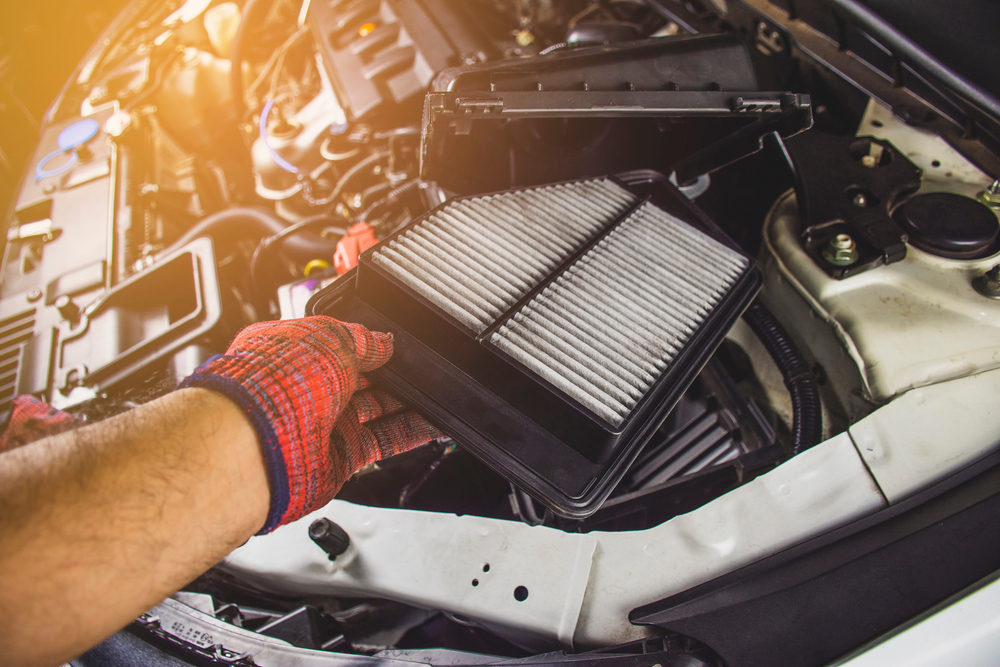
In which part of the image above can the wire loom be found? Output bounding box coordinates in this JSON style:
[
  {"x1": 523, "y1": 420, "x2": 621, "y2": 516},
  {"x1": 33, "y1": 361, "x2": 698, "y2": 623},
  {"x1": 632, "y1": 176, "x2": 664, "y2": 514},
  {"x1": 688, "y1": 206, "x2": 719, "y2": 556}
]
[{"x1": 309, "y1": 173, "x2": 761, "y2": 517}]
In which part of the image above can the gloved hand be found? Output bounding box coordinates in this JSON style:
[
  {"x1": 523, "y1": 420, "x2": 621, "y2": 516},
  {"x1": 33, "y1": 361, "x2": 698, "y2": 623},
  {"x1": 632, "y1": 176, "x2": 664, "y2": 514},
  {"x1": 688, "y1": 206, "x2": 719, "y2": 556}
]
[
  {"x1": 0, "y1": 395, "x2": 79, "y2": 454},
  {"x1": 180, "y1": 316, "x2": 440, "y2": 533}
]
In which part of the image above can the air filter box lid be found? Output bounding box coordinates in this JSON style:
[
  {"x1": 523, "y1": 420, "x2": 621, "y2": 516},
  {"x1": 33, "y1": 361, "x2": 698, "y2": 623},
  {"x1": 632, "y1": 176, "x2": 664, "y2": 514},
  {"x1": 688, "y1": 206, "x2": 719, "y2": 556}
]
[{"x1": 309, "y1": 171, "x2": 760, "y2": 517}]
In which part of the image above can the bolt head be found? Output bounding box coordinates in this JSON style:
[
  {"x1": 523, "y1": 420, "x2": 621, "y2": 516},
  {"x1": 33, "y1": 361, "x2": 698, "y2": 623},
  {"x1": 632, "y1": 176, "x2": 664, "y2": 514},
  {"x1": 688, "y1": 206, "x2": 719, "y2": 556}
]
[
  {"x1": 853, "y1": 193, "x2": 867, "y2": 208},
  {"x1": 26, "y1": 289, "x2": 42, "y2": 302}
]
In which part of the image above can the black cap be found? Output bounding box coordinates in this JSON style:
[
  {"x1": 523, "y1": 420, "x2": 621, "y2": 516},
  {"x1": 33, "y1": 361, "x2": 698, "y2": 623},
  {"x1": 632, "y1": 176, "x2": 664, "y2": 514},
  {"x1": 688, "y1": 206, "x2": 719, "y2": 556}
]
[
  {"x1": 896, "y1": 192, "x2": 999, "y2": 259},
  {"x1": 308, "y1": 518, "x2": 350, "y2": 560}
]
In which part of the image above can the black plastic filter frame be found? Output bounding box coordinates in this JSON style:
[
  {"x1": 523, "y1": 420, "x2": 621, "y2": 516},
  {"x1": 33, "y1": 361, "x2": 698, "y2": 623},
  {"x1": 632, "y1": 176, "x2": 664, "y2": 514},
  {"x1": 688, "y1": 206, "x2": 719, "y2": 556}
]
[{"x1": 308, "y1": 171, "x2": 761, "y2": 517}]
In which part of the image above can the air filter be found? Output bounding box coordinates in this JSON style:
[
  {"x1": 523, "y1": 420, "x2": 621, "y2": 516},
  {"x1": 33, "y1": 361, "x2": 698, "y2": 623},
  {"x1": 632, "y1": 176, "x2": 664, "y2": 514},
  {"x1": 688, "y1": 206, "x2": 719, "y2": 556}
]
[{"x1": 310, "y1": 172, "x2": 760, "y2": 517}]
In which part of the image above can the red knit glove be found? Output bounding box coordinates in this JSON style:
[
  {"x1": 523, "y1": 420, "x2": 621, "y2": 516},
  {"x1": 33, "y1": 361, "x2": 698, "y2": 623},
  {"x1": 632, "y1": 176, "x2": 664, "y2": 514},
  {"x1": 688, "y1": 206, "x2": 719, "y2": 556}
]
[
  {"x1": 331, "y1": 376, "x2": 442, "y2": 477},
  {"x1": 180, "y1": 316, "x2": 440, "y2": 533},
  {"x1": 0, "y1": 396, "x2": 79, "y2": 454}
]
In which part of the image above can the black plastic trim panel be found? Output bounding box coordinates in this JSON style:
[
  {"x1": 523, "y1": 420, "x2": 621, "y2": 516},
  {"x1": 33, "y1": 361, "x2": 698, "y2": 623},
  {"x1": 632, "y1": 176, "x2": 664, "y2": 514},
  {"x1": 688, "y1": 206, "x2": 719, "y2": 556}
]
[{"x1": 630, "y1": 450, "x2": 1000, "y2": 667}]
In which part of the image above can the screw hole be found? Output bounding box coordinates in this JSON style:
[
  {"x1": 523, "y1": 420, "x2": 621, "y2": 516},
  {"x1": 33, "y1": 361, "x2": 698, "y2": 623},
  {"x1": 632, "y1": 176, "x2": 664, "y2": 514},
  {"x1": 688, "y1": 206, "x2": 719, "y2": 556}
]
[
  {"x1": 871, "y1": 119, "x2": 884, "y2": 127},
  {"x1": 931, "y1": 160, "x2": 941, "y2": 168},
  {"x1": 514, "y1": 585, "x2": 529, "y2": 602},
  {"x1": 483, "y1": 564, "x2": 490, "y2": 572},
  {"x1": 472, "y1": 579, "x2": 479, "y2": 587}
]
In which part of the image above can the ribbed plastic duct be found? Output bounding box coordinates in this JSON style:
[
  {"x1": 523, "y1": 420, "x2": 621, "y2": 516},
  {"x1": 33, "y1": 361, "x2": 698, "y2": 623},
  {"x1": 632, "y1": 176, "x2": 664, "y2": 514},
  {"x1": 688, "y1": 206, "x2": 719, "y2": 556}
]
[{"x1": 0, "y1": 309, "x2": 34, "y2": 416}]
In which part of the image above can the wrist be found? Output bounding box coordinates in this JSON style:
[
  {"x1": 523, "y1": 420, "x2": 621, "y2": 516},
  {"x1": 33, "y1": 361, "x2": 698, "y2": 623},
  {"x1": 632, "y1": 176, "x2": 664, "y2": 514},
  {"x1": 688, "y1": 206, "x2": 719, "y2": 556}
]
[
  {"x1": 178, "y1": 370, "x2": 289, "y2": 534},
  {"x1": 172, "y1": 388, "x2": 270, "y2": 537}
]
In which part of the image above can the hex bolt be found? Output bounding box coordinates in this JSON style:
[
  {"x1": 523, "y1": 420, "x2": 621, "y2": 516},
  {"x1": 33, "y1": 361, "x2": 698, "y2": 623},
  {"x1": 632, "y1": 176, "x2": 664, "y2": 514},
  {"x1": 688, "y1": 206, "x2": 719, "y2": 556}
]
[
  {"x1": 979, "y1": 180, "x2": 1000, "y2": 207},
  {"x1": 308, "y1": 518, "x2": 350, "y2": 561},
  {"x1": 973, "y1": 264, "x2": 1000, "y2": 299},
  {"x1": 823, "y1": 233, "x2": 859, "y2": 266}
]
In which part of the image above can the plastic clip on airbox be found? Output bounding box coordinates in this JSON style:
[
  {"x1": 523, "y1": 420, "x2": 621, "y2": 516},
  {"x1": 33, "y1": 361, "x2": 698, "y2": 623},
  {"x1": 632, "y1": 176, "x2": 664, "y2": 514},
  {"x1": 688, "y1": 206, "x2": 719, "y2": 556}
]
[{"x1": 308, "y1": 172, "x2": 761, "y2": 517}]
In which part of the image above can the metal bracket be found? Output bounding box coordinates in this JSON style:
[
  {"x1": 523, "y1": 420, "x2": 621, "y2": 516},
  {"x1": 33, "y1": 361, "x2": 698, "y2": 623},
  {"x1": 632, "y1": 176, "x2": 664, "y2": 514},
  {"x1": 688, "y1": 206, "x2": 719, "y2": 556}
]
[{"x1": 782, "y1": 132, "x2": 922, "y2": 279}]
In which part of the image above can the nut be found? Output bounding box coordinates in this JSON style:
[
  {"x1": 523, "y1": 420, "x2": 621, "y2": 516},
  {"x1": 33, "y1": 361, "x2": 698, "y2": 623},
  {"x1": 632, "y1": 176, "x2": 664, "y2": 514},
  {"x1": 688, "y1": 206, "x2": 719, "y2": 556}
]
[
  {"x1": 823, "y1": 233, "x2": 859, "y2": 266},
  {"x1": 973, "y1": 265, "x2": 1000, "y2": 299},
  {"x1": 978, "y1": 180, "x2": 1000, "y2": 207}
]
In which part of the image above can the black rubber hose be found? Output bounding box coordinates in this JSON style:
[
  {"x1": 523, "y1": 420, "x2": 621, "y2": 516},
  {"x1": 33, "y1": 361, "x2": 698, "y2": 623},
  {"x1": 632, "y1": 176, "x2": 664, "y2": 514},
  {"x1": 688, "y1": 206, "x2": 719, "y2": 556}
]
[
  {"x1": 742, "y1": 301, "x2": 823, "y2": 456},
  {"x1": 164, "y1": 207, "x2": 341, "y2": 262},
  {"x1": 249, "y1": 214, "x2": 347, "y2": 286},
  {"x1": 230, "y1": 0, "x2": 274, "y2": 120},
  {"x1": 360, "y1": 178, "x2": 421, "y2": 223}
]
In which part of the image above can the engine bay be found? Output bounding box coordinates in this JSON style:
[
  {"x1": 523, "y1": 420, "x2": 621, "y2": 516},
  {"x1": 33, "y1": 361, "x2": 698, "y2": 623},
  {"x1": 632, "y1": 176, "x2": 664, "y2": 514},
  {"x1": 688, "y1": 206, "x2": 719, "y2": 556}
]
[{"x1": 3, "y1": 0, "x2": 1000, "y2": 664}]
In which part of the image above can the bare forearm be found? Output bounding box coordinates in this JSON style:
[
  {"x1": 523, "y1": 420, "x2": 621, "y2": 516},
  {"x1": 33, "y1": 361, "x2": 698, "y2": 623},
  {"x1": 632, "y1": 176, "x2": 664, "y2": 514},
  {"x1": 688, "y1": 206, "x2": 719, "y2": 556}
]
[{"x1": 0, "y1": 388, "x2": 269, "y2": 667}]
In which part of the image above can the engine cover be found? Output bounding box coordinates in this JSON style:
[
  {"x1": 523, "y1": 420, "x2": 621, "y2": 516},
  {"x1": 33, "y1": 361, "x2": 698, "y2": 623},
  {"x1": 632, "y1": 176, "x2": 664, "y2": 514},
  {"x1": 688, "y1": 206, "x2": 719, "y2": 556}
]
[{"x1": 308, "y1": 0, "x2": 497, "y2": 122}]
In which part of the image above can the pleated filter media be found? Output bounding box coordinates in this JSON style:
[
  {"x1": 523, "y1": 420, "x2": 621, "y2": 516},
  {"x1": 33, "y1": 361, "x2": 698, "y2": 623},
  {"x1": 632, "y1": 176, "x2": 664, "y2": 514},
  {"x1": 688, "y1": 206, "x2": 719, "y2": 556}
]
[
  {"x1": 317, "y1": 174, "x2": 760, "y2": 516},
  {"x1": 370, "y1": 179, "x2": 748, "y2": 427},
  {"x1": 491, "y1": 203, "x2": 748, "y2": 426},
  {"x1": 370, "y1": 179, "x2": 639, "y2": 334}
]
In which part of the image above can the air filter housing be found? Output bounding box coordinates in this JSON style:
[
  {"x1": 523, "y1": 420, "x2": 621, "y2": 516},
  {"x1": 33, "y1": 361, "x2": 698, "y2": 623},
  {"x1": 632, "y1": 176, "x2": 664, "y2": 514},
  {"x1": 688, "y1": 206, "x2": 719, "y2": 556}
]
[{"x1": 310, "y1": 172, "x2": 760, "y2": 517}]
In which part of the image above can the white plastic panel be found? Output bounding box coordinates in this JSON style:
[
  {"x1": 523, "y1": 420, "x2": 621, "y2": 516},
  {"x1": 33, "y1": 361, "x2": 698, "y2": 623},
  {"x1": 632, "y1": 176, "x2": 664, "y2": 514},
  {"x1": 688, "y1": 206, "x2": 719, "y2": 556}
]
[
  {"x1": 225, "y1": 501, "x2": 599, "y2": 651},
  {"x1": 849, "y1": 368, "x2": 1000, "y2": 504},
  {"x1": 762, "y1": 191, "x2": 1000, "y2": 404},
  {"x1": 833, "y1": 572, "x2": 1000, "y2": 667},
  {"x1": 224, "y1": 434, "x2": 885, "y2": 649},
  {"x1": 573, "y1": 433, "x2": 884, "y2": 647},
  {"x1": 858, "y1": 100, "x2": 992, "y2": 187}
]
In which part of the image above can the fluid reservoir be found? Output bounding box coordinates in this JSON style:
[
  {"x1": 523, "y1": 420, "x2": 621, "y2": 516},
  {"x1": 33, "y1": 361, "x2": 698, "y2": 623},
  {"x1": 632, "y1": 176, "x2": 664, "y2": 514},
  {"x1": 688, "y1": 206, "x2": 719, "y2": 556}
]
[
  {"x1": 203, "y1": 2, "x2": 240, "y2": 59},
  {"x1": 154, "y1": 48, "x2": 236, "y2": 152}
]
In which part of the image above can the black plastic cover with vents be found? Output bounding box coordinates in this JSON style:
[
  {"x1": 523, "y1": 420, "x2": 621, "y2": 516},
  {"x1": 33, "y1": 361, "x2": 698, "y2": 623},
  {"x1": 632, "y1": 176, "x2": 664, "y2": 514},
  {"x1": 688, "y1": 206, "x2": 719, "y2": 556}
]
[
  {"x1": 308, "y1": 0, "x2": 496, "y2": 121},
  {"x1": 419, "y1": 35, "x2": 813, "y2": 194}
]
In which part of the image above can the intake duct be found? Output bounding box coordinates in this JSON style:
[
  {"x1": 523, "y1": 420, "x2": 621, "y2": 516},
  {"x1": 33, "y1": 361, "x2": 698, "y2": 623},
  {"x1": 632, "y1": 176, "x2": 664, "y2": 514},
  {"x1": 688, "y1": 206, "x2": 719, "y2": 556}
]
[{"x1": 310, "y1": 171, "x2": 760, "y2": 517}]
